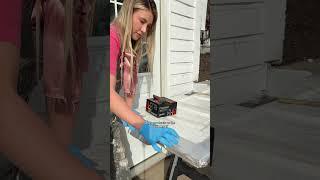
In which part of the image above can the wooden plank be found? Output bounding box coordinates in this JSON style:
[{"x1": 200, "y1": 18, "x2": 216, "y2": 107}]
[
  {"x1": 170, "y1": 39, "x2": 194, "y2": 51},
  {"x1": 170, "y1": 26, "x2": 194, "y2": 41},
  {"x1": 170, "y1": 51, "x2": 194, "y2": 63},
  {"x1": 171, "y1": 0, "x2": 195, "y2": 18},
  {"x1": 169, "y1": 73, "x2": 193, "y2": 86},
  {"x1": 171, "y1": 13, "x2": 195, "y2": 29}
]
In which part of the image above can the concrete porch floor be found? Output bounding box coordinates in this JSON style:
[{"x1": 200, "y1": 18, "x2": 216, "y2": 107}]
[{"x1": 214, "y1": 61, "x2": 320, "y2": 180}]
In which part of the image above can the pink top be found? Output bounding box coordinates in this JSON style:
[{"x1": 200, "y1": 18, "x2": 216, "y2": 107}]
[
  {"x1": 110, "y1": 24, "x2": 121, "y2": 76},
  {"x1": 109, "y1": 24, "x2": 138, "y2": 96},
  {"x1": 0, "y1": 0, "x2": 22, "y2": 48}
]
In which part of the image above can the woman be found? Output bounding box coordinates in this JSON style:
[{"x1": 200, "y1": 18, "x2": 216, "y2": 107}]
[
  {"x1": 110, "y1": 0, "x2": 180, "y2": 179},
  {"x1": 0, "y1": 1, "x2": 102, "y2": 179}
]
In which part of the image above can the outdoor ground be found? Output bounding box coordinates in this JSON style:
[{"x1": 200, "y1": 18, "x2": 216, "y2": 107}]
[{"x1": 213, "y1": 60, "x2": 320, "y2": 180}]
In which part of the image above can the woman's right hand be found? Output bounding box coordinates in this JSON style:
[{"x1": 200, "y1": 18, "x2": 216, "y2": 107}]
[{"x1": 139, "y1": 121, "x2": 180, "y2": 152}]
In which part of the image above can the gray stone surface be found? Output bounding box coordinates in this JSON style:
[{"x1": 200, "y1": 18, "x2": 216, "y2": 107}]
[{"x1": 213, "y1": 71, "x2": 320, "y2": 180}]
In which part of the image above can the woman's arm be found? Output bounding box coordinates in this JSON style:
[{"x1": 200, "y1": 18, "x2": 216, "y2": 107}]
[
  {"x1": 125, "y1": 94, "x2": 135, "y2": 109},
  {"x1": 110, "y1": 75, "x2": 145, "y2": 130},
  {"x1": 0, "y1": 44, "x2": 102, "y2": 180}
]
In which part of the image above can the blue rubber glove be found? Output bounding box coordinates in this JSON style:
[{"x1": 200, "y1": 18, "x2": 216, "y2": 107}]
[{"x1": 139, "y1": 121, "x2": 180, "y2": 152}]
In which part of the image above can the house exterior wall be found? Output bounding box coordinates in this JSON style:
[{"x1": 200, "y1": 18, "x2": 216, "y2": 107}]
[
  {"x1": 210, "y1": 0, "x2": 286, "y2": 105},
  {"x1": 210, "y1": 0, "x2": 267, "y2": 105},
  {"x1": 166, "y1": 0, "x2": 197, "y2": 97}
]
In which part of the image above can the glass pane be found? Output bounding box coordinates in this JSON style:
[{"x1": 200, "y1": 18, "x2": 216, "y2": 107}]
[
  {"x1": 110, "y1": 3, "x2": 115, "y2": 22},
  {"x1": 117, "y1": 4, "x2": 122, "y2": 14}
]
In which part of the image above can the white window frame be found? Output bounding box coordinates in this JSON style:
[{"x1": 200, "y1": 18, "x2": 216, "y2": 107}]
[{"x1": 110, "y1": 0, "x2": 123, "y2": 17}]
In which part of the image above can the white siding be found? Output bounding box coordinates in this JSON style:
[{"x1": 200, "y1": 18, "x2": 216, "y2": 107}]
[
  {"x1": 176, "y1": 0, "x2": 196, "y2": 7},
  {"x1": 170, "y1": 63, "x2": 194, "y2": 74},
  {"x1": 167, "y1": 0, "x2": 198, "y2": 97},
  {"x1": 170, "y1": 26, "x2": 194, "y2": 40},
  {"x1": 170, "y1": 51, "x2": 194, "y2": 63},
  {"x1": 171, "y1": 13, "x2": 195, "y2": 29},
  {"x1": 171, "y1": 0, "x2": 196, "y2": 18},
  {"x1": 170, "y1": 39, "x2": 194, "y2": 51}
]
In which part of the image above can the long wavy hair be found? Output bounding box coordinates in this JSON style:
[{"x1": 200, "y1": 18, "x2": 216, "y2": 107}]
[{"x1": 112, "y1": 0, "x2": 158, "y2": 73}]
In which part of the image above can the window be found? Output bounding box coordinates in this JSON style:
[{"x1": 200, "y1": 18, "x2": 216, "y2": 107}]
[{"x1": 110, "y1": 0, "x2": 123, "y2": 22}]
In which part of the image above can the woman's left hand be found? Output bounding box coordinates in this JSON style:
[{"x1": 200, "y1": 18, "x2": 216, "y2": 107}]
[{"x1": 139, "y1": 121, "x2": 180, "y2": 152}]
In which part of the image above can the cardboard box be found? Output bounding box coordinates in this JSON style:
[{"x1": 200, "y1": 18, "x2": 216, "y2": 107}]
[{"x1": 146, "y1": 95, "x2": 177, "y2": 118}]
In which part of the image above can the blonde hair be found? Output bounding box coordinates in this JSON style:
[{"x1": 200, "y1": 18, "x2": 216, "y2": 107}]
[{"x1": 112, "y1": 0, "x2": 158, "y2": 73}]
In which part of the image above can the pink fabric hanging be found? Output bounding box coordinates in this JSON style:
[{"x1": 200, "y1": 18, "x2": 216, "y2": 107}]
[{"x1": 31, "y1": 0, "x2": 90, "y2": 112}]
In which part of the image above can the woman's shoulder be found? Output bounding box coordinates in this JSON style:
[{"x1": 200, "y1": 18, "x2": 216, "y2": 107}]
[{"x1": 110, "y1": 24, "x2": 120, "y2": 39}]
